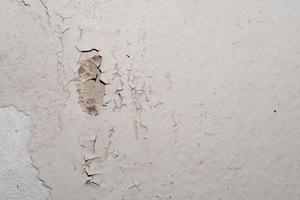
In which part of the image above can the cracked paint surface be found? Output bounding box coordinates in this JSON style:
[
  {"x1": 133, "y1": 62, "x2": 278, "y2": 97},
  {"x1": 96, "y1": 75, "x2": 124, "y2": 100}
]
[{"x1": 1, "y1": 0, "x2": 300, "y2": 200}]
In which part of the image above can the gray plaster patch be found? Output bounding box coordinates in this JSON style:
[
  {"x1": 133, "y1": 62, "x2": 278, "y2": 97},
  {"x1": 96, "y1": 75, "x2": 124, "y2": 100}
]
[
  {"x1": 76, "y1": 55, "x2": 105, "y2": 115},
  {"x1": 0, "y1": 106, "x2": 48, "y2": 200}
]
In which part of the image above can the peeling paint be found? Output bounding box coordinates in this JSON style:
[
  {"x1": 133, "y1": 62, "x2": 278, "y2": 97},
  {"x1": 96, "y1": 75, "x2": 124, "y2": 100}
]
[
  {"x1": 1, "y1": 0, "x2": 300, "y2": 199},
  {"x1": 76, "y1": 55, "x2": 106, "y2": 115}
]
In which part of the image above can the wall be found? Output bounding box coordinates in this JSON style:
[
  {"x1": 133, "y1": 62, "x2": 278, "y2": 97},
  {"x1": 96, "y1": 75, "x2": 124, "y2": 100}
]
[{"x1": 0, "y1": 0, "x2": 300, "y2": 199}]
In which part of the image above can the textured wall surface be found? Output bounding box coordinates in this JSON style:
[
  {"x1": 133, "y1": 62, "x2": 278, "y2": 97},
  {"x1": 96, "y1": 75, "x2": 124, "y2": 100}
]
[
  {"x1": 0, "y1": 106, "x2": 48, "y2": 200},
  {"x1": 0, "y1": 0, "x2": 300, "y2": 199}
]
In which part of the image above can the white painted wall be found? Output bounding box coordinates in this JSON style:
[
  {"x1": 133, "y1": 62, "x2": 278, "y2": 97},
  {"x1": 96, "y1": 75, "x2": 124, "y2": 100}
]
[{"x1": 0, "y1": 0, "x2": 300, "y2": 199}]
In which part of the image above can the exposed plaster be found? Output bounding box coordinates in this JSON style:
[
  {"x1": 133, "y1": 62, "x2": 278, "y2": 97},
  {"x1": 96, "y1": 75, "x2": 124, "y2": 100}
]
[
  {"x1": 76, "y1": 55, "x2": 106, "y2": 115},
  {"x1": 0, "y1": 106, "x2": 49, "y2": 200}
]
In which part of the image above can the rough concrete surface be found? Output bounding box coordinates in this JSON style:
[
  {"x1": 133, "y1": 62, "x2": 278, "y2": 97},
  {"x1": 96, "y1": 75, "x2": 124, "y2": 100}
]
[{"x1": 0, "y1": 0, "x2": 300, "y2": 199}]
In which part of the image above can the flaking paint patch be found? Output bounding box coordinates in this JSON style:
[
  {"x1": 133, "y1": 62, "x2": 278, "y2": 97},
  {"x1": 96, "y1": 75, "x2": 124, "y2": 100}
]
[{"x1": 76, "y1": 55, "x2": 105, "y2": 115}]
